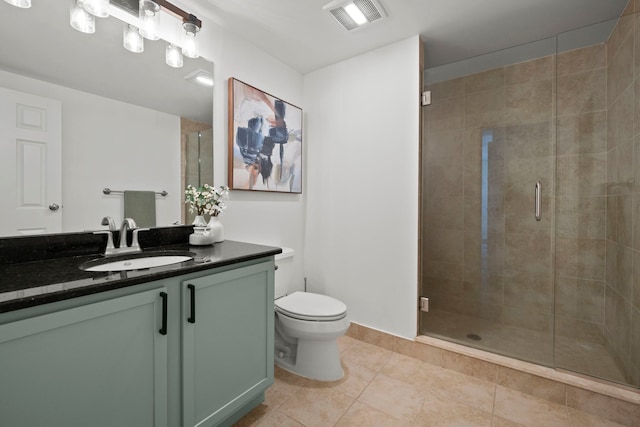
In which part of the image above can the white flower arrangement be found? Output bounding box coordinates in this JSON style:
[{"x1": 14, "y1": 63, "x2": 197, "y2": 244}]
[{"x1": 185, "y1": 184, "x2": 230, "y2": 217}]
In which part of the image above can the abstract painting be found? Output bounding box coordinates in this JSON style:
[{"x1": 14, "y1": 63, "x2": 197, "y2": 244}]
[{"x1": 228, "y1": 78, "x2": 303, "y2": 193}]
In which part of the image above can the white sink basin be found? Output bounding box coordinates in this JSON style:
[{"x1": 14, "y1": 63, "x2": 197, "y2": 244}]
[{"x1": 81, "y1": 251, "x2": 194, "y2": 272}]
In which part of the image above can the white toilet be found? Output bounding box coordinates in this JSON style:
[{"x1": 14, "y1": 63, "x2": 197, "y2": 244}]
[{"x1": 274, "y1": 248, "x2": 350, "y2": 381}]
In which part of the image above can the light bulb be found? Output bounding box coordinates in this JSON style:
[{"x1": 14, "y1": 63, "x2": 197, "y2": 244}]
[
  {"x1": 4, "y1": 0, "x2": 31, "y2": 8},
  {"x1": 138, "y1": 0, "x2": 160, "y2": 41},
  {"x1": 182, "y1": 22, "x2": 199, "y2": 59},
  {"x1": 123, "y1": 24, "x2": 144, "y2": 53},
  {"x1": 166, "y1": 43, "x2": 183, "y2": 68},
  {"x1": 70, "y1": 0, "x2": 96, "y2": 34},
  {"x1": 83, "y1": 0, "x2": 110, "y2": 18}
]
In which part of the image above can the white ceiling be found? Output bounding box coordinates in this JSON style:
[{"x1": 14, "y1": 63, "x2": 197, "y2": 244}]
[
  {"x1": 0, "y1": 0, "x2": 629, "y2": 120},
  {"x1": 193, "y1": 0, "x2": 629, "y2": 74}
]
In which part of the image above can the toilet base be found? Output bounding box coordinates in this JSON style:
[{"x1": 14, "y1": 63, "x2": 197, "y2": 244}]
[
  {"x1": 275, "y1": 336, "x2": 344, "y2": 381},
  {"x1": 274, "y1": 310, "x2": 350, "y2": 382}
]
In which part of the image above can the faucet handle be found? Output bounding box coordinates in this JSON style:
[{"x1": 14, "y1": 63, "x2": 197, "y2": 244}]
[
  {"x1": 131, "y1": 228, "x2": 150, "y2": 249},
  {"x1": 93, "y1": 231, "x2": 116, "y2": 256},
  {"x1": 101, "y1": 216, "x2": 116, "y2": 231},
  {"x1": 124, "y1": 217, "x2": 137, "y2": 228}
]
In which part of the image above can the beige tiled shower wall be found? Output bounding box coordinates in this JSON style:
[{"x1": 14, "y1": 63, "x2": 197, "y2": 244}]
[
  {"x1": 555, "y1": 43, "x2": 608, "y2": 345},
  {"x1": 423, "y1": 0, "x2": 640, "y2": 386},
  {"x1": 602, "y1": 1, "x2": 640, "y2": 387}
]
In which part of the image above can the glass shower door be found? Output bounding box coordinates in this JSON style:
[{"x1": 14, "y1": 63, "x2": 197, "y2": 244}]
[{"x1": 420, "y1": 38, "x2": 557, "y2": 367}]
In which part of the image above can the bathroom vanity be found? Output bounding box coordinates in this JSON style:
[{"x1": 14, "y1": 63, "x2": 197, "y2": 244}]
[{"x1": 0, "y1": 227, "x2": 279, "y2": 427}]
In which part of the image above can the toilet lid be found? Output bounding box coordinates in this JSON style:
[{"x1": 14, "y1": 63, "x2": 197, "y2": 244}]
[{"x1": 275, "y1": 291, "x2": 347, "y2": 321}]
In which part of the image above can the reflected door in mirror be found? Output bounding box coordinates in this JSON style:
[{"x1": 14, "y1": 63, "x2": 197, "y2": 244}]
[{"x1": 0, "y1": 88, "x2": 62, "y2": 235}]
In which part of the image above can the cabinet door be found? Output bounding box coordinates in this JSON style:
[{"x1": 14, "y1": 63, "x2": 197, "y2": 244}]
[
  {"x1": 0, "y1": 288, "x2": 168, "y2": 427},
  {"x1": 182, "y1": 262, "x2": 274, "y2": 427}
]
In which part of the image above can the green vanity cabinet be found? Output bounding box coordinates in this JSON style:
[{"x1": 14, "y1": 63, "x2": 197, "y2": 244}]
[
  {"x1": 0, "y1": 287, "x2": 169, "y2": 427},
  {"x1": 0, "y1": 256, "x2": 275, "y2": 427},
  {"x1": 181, "y1": 261, "x2": 275, "y2": 427}
]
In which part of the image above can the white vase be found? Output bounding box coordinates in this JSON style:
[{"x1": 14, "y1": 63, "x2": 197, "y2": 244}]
[
  {"x1": 192, "y1": 215, "x2": 207, "y2": 227},
  {"x1": 189, "y1": 215, "x2": 214, "y2": 245},
  {"x1": 208, "y1": 216, "x2": 225, "y2": 242}
]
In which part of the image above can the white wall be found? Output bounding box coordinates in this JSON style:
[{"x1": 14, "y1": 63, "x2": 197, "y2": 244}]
[
  {"x1": 192, "y1": 10, "x2": 307, "y2": 288},
  {"x1": 0, "y1": 69, "x2": 181, "y2": 232},
  {"x1": 303, "y1": 36, "x2": 421, "y2": 339}
]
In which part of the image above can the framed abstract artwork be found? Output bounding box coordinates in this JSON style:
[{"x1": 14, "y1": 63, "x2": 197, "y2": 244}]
[{"x1": 228, "y1": 78, "x2": 303, "y2": 193}]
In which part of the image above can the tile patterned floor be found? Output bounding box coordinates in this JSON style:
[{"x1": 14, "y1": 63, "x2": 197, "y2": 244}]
[{"x1": 234, "y1": 335, "x2": 628, "y2": 426}]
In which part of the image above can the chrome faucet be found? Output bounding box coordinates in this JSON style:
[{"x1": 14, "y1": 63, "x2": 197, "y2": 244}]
[
  {"x1": 93, "y1": 217, "x2": 149, "y2": 257},
  {"x1": 118, "y1": 218, "x2": 149, "y2": 254},
  {"x1": 119, "y1": 218, "x2": 137, "y2": 249}
]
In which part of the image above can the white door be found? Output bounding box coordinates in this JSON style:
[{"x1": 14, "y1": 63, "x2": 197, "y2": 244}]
[{"x1": 0, "y1": 87, "x2": 62, "y2": 236}]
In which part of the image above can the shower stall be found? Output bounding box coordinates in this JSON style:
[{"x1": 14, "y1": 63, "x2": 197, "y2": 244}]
[{"x1": 420, "y1": 10, "x2": 639, "y2": 389}]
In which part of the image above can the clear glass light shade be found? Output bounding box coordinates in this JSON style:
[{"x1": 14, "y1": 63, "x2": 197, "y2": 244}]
[
  {"x1": 83, "y1": 0, "x2": 110, "y2": 18},
  {"x1": 70, "y1": 1, "x2": 96, "y2": 34},
  {"x1": 4, "y1": 0, "x2": 31, "y2": 8},
  {"x1": 182, "y1": 22, "x2": 199, "y2": 59},
  {"x1": 166, "y1": 43, "x2": 183, "y2": 68},
  {"x1": 139, "y1": 0, "x2": 160, "y2": 41},
  {"x1": 123, "y1": 24, "x2": 144, "y2": 53}
]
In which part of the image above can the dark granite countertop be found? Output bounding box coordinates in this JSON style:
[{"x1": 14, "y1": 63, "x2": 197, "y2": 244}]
[{"x1": 0, "y1": 239, "x2": 281, "y2": 313}]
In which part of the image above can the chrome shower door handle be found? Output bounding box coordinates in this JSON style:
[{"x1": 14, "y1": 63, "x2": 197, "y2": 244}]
[{"x1": 535, "y1": 181, "x2": 541, "y2": 221}]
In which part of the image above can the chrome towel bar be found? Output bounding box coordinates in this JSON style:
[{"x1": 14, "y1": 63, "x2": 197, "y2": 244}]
[{"x1": 103, "y1": 188, "x2": 168, "y2": 196}]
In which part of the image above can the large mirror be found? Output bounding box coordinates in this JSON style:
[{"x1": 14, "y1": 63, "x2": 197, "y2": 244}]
[{"x1": 0, "y1": 1, "x2": 213, "y2": 237}]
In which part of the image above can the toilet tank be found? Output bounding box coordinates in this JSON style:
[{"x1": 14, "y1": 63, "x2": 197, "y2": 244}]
[{"x1": 274, "y1": 247, "x2": 295, "y2": 298}]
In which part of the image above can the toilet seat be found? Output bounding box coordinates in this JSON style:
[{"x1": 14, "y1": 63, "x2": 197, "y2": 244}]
[{"x1": 275, "y1": 291, "x2": 347, "y2": 321}]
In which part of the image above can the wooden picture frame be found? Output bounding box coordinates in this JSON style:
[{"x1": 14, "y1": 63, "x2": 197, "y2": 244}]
[{"x1": 227, "y1": 78, "x2": 303, "y2": 193}]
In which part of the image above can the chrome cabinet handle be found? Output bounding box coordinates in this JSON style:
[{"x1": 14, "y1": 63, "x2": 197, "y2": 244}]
[
  {"x1": 535, "y1": 182, "x2": 541, "y2": 221},
  {"x1": 49, "y1": 203, "x2": 60, "y2": 211}
]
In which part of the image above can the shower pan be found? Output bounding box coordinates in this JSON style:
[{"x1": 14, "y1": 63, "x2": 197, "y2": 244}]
[{"x1": 420, "y1": 12, "x2": 639, "y2": 389}]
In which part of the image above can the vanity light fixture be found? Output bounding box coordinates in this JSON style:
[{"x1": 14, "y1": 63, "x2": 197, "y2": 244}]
[
  {"x1": 83, "y1": 0, "x2": 110, "y2": 18},
  {"x1": 4, "y1": 0, "x2": 31, "y2": 8},
  {"x1": 138, "y1": 0, "x2": 160, "y2": 40},
  {"x1": 123, "y1": 24, "x2": 144, "y2": 53},
  {"x1": 70, "y1": 0, "x2": 96, "y2": 34},
  {"x1": 166, "y1": 43, "x2": 183, "y2": 68},
  {"x1": 182, "y1": 19, "x2": 199, "y2": 59},
  {"x1": 29, "y1": 0, "x2": 202, "y2": 66},
  {"x1": 323, "y1": 0, "x2": 386, "y2": 31}
]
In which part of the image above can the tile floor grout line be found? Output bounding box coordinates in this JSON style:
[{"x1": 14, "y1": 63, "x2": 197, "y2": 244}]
[
  {"x1": 490, "y1": 383, "x2": 498, "y2": 417},
  {"x1": 235, "y1": 335, "x2": 638, "y2": 427}
]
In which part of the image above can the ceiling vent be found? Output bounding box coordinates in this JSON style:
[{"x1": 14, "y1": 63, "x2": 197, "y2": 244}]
[{"x1": 323, "y1": 0, "x2": 387, "y2": 31}]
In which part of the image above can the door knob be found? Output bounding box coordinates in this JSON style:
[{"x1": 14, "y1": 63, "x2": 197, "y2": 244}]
[{"x1": 49, "y1": 203, "x2": 60, "y2": 211}]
